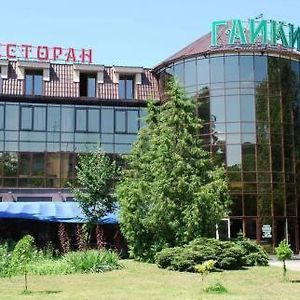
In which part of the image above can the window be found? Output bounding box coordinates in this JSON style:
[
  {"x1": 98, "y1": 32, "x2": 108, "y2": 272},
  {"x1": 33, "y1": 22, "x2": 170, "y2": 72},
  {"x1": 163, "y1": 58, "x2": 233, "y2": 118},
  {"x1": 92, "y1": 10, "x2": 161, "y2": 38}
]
[
  {"x1": 79, "y1": 73, "x2": 96, "y2": 97},
  {"x1": 20, "y1": 105, "x2": 46, "y2": 131},
  {"x1": 5, "y1": 105, "x2": 19, "y2": 130},
  {"x1": 25, "y1": 70, "x2": 43, "y2": 96},
  {"x1": 47, "y1": 106, "x2": 61, "y2": 132},
  {"x1": 75, "y1": 108, "x2": 100, "y2": 132},
  {"x1": 101, "y1": 108, "x2": 114, "y2": 133},
  {"x1": 0, "y1": 104, "x2": 4, "y2": 129},
  {"x1": 115, "y1": 109, "x2": 139, "y2": 133},
  {"x1": 17, "y1": 196, "x2": 51, "y2": 202},
  {"x1": 20, "y1": 106, "x2": 33, "y2": 130},
  {"x1": 119, "y1": 75, "x2": 134, "y2": 99}
]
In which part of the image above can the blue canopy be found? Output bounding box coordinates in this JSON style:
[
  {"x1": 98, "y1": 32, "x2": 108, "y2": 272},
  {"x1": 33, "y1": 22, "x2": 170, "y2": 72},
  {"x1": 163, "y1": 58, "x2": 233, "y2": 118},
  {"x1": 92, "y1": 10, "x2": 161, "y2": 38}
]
[{"x1": 0, "y1": 202, "x2": 118, "y2": 224}]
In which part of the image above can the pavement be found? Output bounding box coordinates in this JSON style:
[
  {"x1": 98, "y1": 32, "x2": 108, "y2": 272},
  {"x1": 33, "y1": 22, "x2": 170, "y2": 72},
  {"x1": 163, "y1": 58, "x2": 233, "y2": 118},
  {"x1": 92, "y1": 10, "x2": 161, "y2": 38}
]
[{"x1": 269, "y1": 255, "x2": 300, "y2": 272}]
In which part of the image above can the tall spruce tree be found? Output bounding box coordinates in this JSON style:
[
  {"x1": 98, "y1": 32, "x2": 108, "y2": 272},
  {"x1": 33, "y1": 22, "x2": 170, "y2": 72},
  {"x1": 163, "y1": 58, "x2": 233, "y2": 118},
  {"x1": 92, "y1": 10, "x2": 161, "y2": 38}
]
[{"x1": 117, "y1": 78, "x2": 231, "y2": 261}]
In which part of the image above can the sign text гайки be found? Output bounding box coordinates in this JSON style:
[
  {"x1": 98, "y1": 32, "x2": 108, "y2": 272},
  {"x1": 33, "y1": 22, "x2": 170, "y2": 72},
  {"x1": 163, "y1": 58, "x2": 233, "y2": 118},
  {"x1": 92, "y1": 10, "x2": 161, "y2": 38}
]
[{"x1": 211, "y1": 19, "x2": 300, "y2": 52}]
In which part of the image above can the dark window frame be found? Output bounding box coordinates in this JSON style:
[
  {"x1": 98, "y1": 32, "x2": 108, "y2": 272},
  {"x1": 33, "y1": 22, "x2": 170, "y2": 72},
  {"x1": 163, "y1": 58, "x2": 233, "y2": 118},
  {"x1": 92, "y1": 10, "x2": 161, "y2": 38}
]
[
  {"x1": 75, "y1": 107, "x2": 100, "y2": 133},
  {"x1": 20, "y1": 105, "x2": 33, "y2": 131},
  {"x1": 24, "y1": 69, "x2": 44, "y2": 96},
  {"x1": 114, "y1": 109, "x2": 139, "y2": 134},
  {"x1": 79, "y1": 73, "x2": 97, "y2": 97},
  {"x1": 0, "y1": 104, "x2": 4, "y2": 130},
  {"x1": 20, "y1": 105, "x2": 47, "y2": 132},
  {"x1": 119, "y1": 75, "x2": 134, "y2": 99}
]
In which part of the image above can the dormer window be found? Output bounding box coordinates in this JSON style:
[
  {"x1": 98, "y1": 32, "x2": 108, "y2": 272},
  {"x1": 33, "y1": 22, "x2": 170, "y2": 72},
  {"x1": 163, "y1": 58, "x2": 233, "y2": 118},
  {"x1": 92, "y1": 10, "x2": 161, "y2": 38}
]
[
  {"x1": 113, "y1": 66, "x2": 143, "y2": 100},
  {"x1": 0, "y1": 60, "x2": 9, "y2": 94},
  {"x1": 17, "y1": 61, "x2": 50, "y2": 96},
  {"x1": 73, "y1": 64, "x2": 104, "y2": 98},
  {"x1": 119, "y1": 75, "x2": 134, "y2": 99},
  {"x1": 79, "y1": 73, "x2": 96, "y2": 97},
  {"x1": 25, "y1": 70, "x2": 43, "y2": 96}
]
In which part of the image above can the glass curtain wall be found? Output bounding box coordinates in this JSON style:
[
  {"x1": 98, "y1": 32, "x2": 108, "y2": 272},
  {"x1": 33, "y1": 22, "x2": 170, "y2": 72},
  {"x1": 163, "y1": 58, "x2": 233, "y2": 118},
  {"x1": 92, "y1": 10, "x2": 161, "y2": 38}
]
[
  {"x1": 0, "y1": 103, "x2": 146, "y2": 188},
  {"x1": 157, "y1": 53, "x2": 300, "y2": 250}
]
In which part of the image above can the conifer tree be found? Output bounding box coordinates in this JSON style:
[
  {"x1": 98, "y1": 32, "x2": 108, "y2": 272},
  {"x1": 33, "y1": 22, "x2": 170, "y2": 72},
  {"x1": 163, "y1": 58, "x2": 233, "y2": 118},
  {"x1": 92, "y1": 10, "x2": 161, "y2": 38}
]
[{"x1": 117, "y1": 78, "x2": 231, "y2": 261}]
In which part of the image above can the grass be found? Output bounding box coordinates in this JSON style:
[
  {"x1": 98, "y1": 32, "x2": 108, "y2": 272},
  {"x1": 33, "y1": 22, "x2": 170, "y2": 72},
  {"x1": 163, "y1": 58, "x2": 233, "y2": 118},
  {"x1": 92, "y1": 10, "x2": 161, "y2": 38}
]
[{"x1": 0, "y1": 260, "x2": 299, "y2": 299}]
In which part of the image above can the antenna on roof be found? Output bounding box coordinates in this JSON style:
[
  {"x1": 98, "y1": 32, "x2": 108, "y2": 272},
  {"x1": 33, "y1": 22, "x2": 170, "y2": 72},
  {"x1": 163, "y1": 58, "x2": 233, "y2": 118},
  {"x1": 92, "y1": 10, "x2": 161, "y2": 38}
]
[{"x1": 255, "y1": 13, "x2": 263, "y2": 20}]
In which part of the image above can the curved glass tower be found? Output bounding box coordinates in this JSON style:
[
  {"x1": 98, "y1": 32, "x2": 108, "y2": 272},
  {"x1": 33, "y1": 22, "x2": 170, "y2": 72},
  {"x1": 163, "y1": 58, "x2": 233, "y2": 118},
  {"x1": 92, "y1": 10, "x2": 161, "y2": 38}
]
[{"x1": 154, "y1": 44, "x2": 300, "y2": 251}]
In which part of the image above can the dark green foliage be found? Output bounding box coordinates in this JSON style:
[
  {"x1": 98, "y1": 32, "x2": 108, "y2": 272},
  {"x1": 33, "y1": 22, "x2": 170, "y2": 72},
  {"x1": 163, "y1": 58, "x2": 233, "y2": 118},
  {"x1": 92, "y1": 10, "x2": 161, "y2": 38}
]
[
  {"x1": 72, "y1": 149, "x2": 118, "y2": 224},
  {"x1": 118, "y1": 78, "x2": 231, "y2": 261},
  {"x1": 155, "y1": 238, "x2": 269, "y2": 272},
  {"x1": 237, "y1": 239, "x2": 269, "y2": 266}
]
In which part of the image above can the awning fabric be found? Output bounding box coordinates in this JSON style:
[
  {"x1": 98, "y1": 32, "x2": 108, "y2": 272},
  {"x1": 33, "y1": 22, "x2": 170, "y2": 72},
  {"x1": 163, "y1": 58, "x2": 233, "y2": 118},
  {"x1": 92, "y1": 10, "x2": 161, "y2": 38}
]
[{"x1": 0, "y1": 202, "x2": 118, "y2": 224}]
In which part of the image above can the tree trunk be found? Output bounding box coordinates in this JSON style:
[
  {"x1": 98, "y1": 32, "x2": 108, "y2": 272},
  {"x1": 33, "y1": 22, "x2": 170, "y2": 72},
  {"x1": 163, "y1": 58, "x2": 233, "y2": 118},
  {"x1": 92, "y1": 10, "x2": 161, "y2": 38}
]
[
  {"x1": 283, "y1": 260, "x2": 287, "y2": 281},
  {"x1": 24, "y1": 271, "x2": 28, "y2": 291}
]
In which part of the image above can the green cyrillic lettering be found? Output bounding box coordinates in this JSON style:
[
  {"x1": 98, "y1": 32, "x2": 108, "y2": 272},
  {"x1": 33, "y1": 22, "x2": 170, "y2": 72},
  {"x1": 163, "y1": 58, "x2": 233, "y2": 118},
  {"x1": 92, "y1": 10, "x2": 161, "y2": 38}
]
[
  {"x1": 250, "y1": 19, "x2": 267, "y2": 44},
  {"x1": 228, "y1": 19, "x2": 247, "y2": 44},
  {"x1": 289, "y1": 23, "x2": 300, "y2": 51},
  {"x1": 211, "y1": 20, "x2": 227, "y2": 46}
]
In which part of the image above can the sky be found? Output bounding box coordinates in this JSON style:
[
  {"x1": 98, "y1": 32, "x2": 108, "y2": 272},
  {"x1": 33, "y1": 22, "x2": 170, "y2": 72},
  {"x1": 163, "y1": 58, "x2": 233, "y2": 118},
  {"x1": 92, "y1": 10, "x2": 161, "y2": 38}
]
[{"x1": 1, "y1": 0, "x2": 300, "y2": 67}]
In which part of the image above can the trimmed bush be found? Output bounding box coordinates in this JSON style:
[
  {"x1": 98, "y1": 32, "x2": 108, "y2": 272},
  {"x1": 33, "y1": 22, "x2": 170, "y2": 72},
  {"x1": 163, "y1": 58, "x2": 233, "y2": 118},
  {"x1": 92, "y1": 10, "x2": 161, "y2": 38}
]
[
  {"x1": 155, "y1": 238, "x2": 269, "y2": 272},
  {"x1": 237, "y1": 239, "x2": 269, "y2": 266}
]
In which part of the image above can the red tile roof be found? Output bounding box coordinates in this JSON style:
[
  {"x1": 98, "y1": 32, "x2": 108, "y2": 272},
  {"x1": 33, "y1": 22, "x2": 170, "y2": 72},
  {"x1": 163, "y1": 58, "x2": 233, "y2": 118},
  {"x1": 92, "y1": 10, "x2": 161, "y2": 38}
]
[{"x1": 2, "y1": 62, "x2": 159, "y2": 101}]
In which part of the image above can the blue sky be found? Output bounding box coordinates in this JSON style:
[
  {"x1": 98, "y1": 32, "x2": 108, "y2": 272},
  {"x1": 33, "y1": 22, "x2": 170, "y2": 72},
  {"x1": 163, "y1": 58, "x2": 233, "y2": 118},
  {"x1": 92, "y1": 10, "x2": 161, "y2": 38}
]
[{"x1": 2, "y1": 1, "x2": 300, "y2": 67}]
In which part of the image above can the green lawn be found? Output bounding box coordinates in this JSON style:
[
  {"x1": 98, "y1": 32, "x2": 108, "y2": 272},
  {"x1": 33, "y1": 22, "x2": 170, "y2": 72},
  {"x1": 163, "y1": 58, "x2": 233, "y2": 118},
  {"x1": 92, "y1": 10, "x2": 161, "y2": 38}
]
[{"x1": 0, "y1": 260, "x2": 299, "y2": 300}]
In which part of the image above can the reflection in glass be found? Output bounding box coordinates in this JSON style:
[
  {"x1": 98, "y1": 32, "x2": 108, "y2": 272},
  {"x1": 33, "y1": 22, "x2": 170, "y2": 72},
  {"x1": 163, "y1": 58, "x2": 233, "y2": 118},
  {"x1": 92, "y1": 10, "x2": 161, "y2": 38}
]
[
  {"x1": 21, "y1": 106, "x2": 33, "y2": 130},
  {"x1": 47, "y1": 106, "x2": 61, "y2": 132},
  {"x1": 127, "y1": 110, "x2": 139, "y2": 133},
  {"x1": 197, "y1": 58, "x2": 209, "y2": 85},
  {"x1": 76, "y1": 109, "x2": 87, "y2": 132},
  {"x1": 88, "y1": 109, "x2": 100, "y2": 132},
  {"x1": 115, "y1": 110, "x2": 126, "y2": 133},
  {"x1": 101, "y1": 109, "x2": 114, "y2": 133},
  {"x1": 226, "y1": 95, "x2": 240, "y2": 121},
  {"x1": 0, "y1": 105, "x2": 3, "y2": 129},
  {"x1": 244, "y1": 195, "x2": 257, "y2": 216},
  {"x1": 34, "y1": 107, "x2": 46, "y2": 131},
  {"x1": 226, "y1": 145, "x2": 241, "y2": 170},
  {"x1": 174, "y1": 63, "x2": 184, "y2": 86},
  {"x1": 240, "y1": 56, "x2": 254, "y2": 82},
  {"x1": 241, "y1": 95, "x2": 255, "y2": 122},
  {"x1": 254, "y1": 55, "x2": 267, "y2": 82},
  {"x1": 5, "y1": 105, "x2": 19, "y2": 130},
  {"x1": 210, "y1": 56, "x2": 224, "y2": 83},
  {"x1": 184, "y1": 59, "x2": 196, "y2": 87},
  {"x1": 225, "y1": 55, "x2": 239, "y2": 82},
  {"x1": 87, "y1": 77, "x2": 96, "y2": 97},
  {"x1": 210, "y1": 96, "x2": 225, "y2": 123}
]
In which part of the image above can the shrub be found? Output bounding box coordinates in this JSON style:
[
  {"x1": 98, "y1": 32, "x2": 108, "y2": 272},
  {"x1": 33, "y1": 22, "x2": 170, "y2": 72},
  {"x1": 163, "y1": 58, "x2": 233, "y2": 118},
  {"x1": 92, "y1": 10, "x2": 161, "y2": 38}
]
[
  {"x1": 155, "y1": 247, "x2": 182, "y2": 269},
  {"x1": 204, "y1": 282, "x2": 228, "y2": 294},
  {"x1": 195, "y1": 260, "x2": 216, "y2": 283},
  {"x1": 64, "y1": 250, "x2": 121, "y2": 273},
  {"x1": 217, "y1": 244, "x2": 244, "y2": 270},
  {"x1": 29, "y1": 259, "x2": 74, "y2": 275},
  {"x1": 237, "y1": 239, "x2": 269, "y2": 266},
  {"x1": 155, "y1": 238, "x2": 269, "y2": 272}
]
